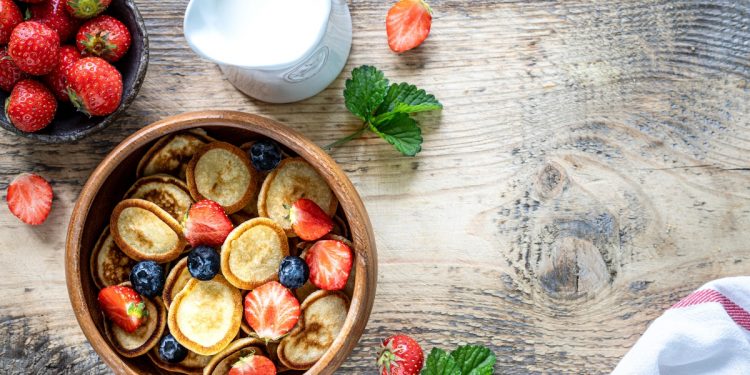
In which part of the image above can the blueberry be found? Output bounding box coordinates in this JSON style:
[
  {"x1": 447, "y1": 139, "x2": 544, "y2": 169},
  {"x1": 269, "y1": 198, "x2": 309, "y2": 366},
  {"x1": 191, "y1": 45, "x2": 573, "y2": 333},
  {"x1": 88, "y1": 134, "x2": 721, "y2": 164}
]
[
  {"x1": 129, "y1": 261, "x2": 164, "y2": 298},
  {"x1": 159, "y1": 333, "x2": 188, "y2": 363},
  {"x1": 249, "y1": 140, "x2": 282, "y2": 171},
  {"x1": 279, "y1": 256, "x2": 309, "y2": 289},
  {"x1": 187, "y1": 245, "x2": 220, "y2": 281}
]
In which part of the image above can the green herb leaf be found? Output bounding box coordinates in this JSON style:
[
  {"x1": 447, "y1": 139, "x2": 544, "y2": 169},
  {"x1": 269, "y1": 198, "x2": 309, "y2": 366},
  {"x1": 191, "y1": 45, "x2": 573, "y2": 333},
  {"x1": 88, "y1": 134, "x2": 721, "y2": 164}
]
[
  {"x1": 373, "y1": 82, "x2": 443, "y2": 123},
  {"x1": 343, "y1": 65, "x2": 389, "y2": 121},
  {"x1": 421, "y1": 348, "x2": 462, "y2": 375},
  {"x1": 450, "y1": 345, "x2": 496, "y2": 375},
  {"x1": 370, "y1": 113, "x2": 423, "y2": 156}
]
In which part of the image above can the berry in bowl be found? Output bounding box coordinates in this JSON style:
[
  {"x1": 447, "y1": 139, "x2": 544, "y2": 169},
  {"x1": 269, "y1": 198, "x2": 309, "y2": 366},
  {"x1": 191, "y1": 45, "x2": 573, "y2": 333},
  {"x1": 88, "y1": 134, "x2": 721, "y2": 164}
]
[
  {"x1": 0, "y1": 0, "x2": 148, "y2": 142},
  {"x1": 66, "y1": 111, "x2": 377, "y2": 374}
]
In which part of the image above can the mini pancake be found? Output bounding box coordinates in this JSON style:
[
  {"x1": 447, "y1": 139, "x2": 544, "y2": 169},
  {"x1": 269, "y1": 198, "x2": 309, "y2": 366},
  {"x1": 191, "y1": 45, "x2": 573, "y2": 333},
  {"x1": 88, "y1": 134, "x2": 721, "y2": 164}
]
[
  {"x1": 186, "y1": 142, "x2": 257, "y2": 214},
  {"x1": 258, "y1": 158, "x2": 338, "y2": 236},
  {"x1": 147, "y1": 338, "x2": 212, "y2": 375},
  {"x1": 168, "y1": 275, "x2": 242, "y2": 356},
  {"x1": 277, "y1": 290, "x2": 350, "y2": 370},
  {"x1": 123, "y1": 174, "x2": 194, "y2": 220},
  {"x1": 103, "y1": 283, "x2": 167, "y2": 358},
  {"x1": 111, "y1": 199, "x2": 187, "y2": 263},
  {"x1": 90, "y1": 226, "x2": 136, "y2": 289},
  {"x1": 137, "y1": 130, "x2": 214, "y2": 179},
  {"x1": 220, "y1": 218, "x2": 289, "y2": 290},
  {"x1": 203, "y1": 338, "x2": 270, "y2": 375},
  {"x1": 162, "y1": 257, "x2": 192, "y2": 308}
]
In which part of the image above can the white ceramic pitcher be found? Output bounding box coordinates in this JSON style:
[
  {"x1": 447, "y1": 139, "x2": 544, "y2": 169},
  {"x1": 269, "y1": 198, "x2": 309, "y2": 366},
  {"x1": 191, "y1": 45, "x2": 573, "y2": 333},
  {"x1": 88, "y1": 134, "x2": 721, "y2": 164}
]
[{"x1": 184, "y1": 0, "x2": 352, "y2": 103}]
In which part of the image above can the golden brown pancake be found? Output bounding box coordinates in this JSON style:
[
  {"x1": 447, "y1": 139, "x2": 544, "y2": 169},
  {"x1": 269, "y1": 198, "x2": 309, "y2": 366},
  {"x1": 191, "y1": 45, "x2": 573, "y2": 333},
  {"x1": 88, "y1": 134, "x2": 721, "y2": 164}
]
[
  {"x1": 90, "y1": 226, "x2": 136, "y2": 289},
  {"x1": 168, "y1": 275, "x2": 242, "y2": 356},
  {"x1": 277, "y1": 290, "x2": 350, "y2": 370},
  {"x1": 186, "y1": 141, "x2": 258, "y2": 214},
  {"x1": 147, "y1": 339, "x2": 212, "y2": 375},
  {"x1": 123, "y1": 174, "x2": 194, "y2": 220},
  {"x1": 110, "y1": 199, "x2": 187, "y2": 263},
  {"x1": 137, "y1": 130, "x2": 214, "y2": 179},
  {"x1": 220, "y1": 218, "x2": 289, "y2": 290},
  {"x1": 203, "y1": 338, "x2": 270, "y2": 375},
  {"x1": 258, "y1": 158, "x2": 338, "y2": 236},
  {"x1": 162, "y1": 256, "x2": 192, "y2": 309},
  {"x1": 103, "y1": 283, "x2": 167, "y2": 358}
]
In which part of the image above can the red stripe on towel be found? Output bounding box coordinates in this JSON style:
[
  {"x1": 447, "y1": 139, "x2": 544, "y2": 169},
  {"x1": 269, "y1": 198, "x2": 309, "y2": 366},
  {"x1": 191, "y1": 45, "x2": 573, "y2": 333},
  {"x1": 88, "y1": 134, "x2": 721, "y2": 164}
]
[{"x1": 671, "y1": 289, "x2": 750, "y2": 331}]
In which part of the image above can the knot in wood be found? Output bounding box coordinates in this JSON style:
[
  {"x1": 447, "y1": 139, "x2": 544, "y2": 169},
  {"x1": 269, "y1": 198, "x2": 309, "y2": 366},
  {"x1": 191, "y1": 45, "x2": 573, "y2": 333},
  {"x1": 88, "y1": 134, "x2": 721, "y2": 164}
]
[{"x1": 535, "y1": 162, "x2": 567, "y2": 200}]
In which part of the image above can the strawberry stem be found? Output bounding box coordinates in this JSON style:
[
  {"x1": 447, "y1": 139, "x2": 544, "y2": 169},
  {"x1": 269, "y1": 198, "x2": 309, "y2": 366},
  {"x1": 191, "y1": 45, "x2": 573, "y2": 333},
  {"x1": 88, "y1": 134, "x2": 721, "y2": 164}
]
[{"x1": 324, "y1": 123, "x2": 369, "y2": 151}]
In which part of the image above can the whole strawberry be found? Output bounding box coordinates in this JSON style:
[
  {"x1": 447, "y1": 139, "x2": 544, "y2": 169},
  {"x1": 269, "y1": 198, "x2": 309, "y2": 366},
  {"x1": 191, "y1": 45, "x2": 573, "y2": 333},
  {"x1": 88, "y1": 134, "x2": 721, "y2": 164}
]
[
  {"x1": 8, "y1": 21, "x2": 61, "y2": 75},
  {"x1": 6, "y1": 79, "x2": 56, "y2": 132},
  {"x1": 65, "y1": 0, "x2": 110, "y2": 20},
  {"x1": 42, "y1": 45, "x2": 80, "y2": 101},
  {"x1": 0, "y1": 48, "x2": 26, "y2": 92},
  {"x1": 0, "y1": 0, "x2": 22, "y2": 45},
  {"x1": 76, "y1": 15, "x2": 130, "y2": 62},
  {"x1": 67, "y1": 57, "x2": 122, "y2": 116},
  {"x1": 377, "y1": 335, "x2": 424, "y2": 375},
  {"x1": 98, "y1": 285, "x2": 148, "y2": 333},
  {"x1": 28, "y1": 0, "x2": 82, "y2": 41}
]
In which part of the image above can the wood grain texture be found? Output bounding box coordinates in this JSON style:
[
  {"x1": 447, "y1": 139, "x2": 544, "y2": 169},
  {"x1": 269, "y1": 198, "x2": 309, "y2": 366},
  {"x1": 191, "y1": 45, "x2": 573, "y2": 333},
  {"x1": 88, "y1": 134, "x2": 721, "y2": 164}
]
[{"x1": 2, "y1": 0, "x2": 750, "y2": 374}]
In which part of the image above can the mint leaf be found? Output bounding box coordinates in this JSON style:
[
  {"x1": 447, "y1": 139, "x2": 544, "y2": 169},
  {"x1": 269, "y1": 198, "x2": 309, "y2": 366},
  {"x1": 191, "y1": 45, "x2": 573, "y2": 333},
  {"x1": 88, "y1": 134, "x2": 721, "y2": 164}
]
[
  {"x1": 421, "y1": 348, "x2": 462, "y2": 375},
  {"x1": 370, "y1": 113, "x2": 422, "y2": 156},
  {"x1": 450, "y1": 345, "x2": 496, "y2": 375},
  {"x1": 374, "y1": 82, "x2": 442, "y2": 123},
  {"x1": 344, "y1": 65, "x2": 389, "y2": 121}
]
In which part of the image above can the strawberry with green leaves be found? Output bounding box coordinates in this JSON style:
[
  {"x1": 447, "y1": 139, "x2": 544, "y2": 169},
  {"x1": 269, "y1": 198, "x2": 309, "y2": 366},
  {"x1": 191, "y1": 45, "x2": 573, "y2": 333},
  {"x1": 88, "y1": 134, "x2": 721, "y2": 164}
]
[
  {"x1": 97, "y1": 285, "x2": 148, "y2": 333},
  {"x1": 386, "y1": 0, "x2": 433, "y2": 53},
  {"x1": 76, "y1": 15, "x2": 131, "y2": 62},
  {"x1": 67, "y1": 56, "x2": 122, "y2": 116},
  {"x1": 65, "y1": 0, "x2": 110, "y2": 20},
  {"x1": 378, "y1": 334, "x2": 424, "y2": 375},
  {"x1": 326, "y1": 65, "x2": 442, "y2": 156},
  {"x1": 243, "y1": 281, "x2": 301, "y2": 341},
  {"x1": 228, "y1": 353, "x2": 277, "y2": 375}
]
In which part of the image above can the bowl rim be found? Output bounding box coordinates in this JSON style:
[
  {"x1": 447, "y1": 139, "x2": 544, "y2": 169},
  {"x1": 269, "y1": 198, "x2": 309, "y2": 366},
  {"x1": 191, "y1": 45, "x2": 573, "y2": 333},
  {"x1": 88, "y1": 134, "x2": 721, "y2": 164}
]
[
  {"x1": 65, "y1": 110, "x2": 377, "y2": 375},
  {"x1": 0, "y1": 0, "x2": 150, "y2": 143}
]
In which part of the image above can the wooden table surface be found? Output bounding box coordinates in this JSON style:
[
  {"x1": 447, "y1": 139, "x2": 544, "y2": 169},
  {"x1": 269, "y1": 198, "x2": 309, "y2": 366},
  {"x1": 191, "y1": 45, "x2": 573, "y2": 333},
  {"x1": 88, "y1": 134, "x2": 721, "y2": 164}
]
[{"x1": 2, "y1": 0, "x2": 750, "y2": 373}]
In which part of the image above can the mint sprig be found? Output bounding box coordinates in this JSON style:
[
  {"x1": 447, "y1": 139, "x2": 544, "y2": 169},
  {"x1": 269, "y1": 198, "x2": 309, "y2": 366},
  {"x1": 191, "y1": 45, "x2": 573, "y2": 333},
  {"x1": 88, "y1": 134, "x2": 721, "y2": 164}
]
[
  {"x1": 326, "y1": 65, "x2": 442, "y2": 156},
  {"x1": 422, "y1": 345, "x2": 496, "y2": 375}
]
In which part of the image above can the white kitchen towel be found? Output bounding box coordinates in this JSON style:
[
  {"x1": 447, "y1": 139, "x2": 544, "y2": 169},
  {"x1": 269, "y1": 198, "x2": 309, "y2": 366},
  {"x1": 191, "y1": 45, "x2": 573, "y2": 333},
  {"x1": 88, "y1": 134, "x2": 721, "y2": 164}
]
[{"x1": 613, "y1": 277, "x2": 750, "y2": 375}]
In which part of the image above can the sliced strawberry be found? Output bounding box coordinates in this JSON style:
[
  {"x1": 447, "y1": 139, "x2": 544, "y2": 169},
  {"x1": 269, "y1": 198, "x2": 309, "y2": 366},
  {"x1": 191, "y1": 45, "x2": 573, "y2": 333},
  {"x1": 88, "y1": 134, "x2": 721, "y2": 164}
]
[
  {"x1": 305, "y1": 240, "x2": 352, "y2": 291},
  {"x1": 243, "y1": 281, "x2": 301, "y2": 341},
  {"x1": 97, "y1": 285, "x2": 148, "y2": 333},
  {"x1": 6, "y1": 173, "x2": 53, "y2": 225},
  {"x1": 183, "y1": 199, "x2": 234, "y2": 248},
  {"x1": 290, "y1": 198, "x2": 334, "y2": 241},
  {"x1": 229, "y1": 353, "x2": 277, "y2": 375},
  {"x1": 386, "y1": 0, "x2": 433, "y2": 53}
]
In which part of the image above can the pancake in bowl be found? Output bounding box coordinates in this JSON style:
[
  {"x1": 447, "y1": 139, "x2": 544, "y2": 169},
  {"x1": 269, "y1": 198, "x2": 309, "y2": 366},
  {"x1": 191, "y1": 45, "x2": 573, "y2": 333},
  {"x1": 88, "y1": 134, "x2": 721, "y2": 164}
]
[
  {"x1": 185, "y1": 141, "x2": 258, "y2": 214},
  {"x1": 277, "y1": 290, "x2": 350, "y2": 370},
  {"x1": 168, "y1": 275, "x2": 243, "y2": 356},
  {"x1": 147, "y1": 337, "x2": 213, "y2": 375},
  {"x1": 220, "y1": 218, "x2": 289, "y2": 290},
  {"x1": 103, "y1": 283, "x2": 167, "y2": 358},
  {"x1": 137, "y1": 130, "x2": 214, "y2": 179},
  {"x1": 203, "y1": 338, "x2": 271, "y2": 375},
  {"x1": 123, "y1": 174, "x2": 194, "y2": 220},
  {"x1": 110, "y1": 199, "x2": 187, "y2": 263},
  {"x1": 162, "y1": 256, "x2": 192, "y2": 308},
  {"x1": 90, "y1": 226, "x2": 136, "y2": 289},
  {"x1": 258, "y1": 158, "x2": 338, "y2": 236}
]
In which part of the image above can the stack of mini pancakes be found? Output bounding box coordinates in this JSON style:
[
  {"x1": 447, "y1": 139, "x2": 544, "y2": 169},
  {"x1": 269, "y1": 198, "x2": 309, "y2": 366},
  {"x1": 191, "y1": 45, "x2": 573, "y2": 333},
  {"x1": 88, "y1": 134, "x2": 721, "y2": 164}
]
[{"x1": 90, "y1": 129, "x2": 354, "y2": 374}]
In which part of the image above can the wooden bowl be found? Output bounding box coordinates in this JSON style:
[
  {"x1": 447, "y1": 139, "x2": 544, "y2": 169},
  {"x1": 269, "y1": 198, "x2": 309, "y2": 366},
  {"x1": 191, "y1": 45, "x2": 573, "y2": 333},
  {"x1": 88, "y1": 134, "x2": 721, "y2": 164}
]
[
  {"x1": 0, "y1": 0, "x2": 149, "y2": 143},
  {"x1": 65, "y1": 111, "x2": 377, "y2": 374}
]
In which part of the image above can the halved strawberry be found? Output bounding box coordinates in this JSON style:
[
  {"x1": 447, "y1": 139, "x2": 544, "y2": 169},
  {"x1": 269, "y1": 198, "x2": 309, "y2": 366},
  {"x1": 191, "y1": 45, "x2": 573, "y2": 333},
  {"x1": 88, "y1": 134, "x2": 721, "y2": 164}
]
[
  {"x1": 386, "y1": 0, "x2": 433, "y2": 53},
  {"x1": 229, "y1": 353, "x2": 277, "y2": 375},
  {"x1": 243, "y1": 281, "x2": 301, "y2": 341},
  {"x1": 97, "y1": 285, "x2": 148, "y2": 333},
  {"x1": 305, "y1": 240, "x2": 353, "y2": 291},
  {"x1": 6, "y1": 173, "x2": 53, "y2": 225},
  {"x1": 290, "y1": 198, "x2": 333, "y2": 241},
  {"x1": 183, "y1": 199, "x2": 234, "y2": 248}
]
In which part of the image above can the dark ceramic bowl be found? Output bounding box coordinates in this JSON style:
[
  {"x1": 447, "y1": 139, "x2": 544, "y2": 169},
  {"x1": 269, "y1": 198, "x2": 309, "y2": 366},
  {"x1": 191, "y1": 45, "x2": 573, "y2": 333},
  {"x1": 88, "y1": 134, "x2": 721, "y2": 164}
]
[{"x1": 0, "y1": 0, "x2": 148, "y2": 143}]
